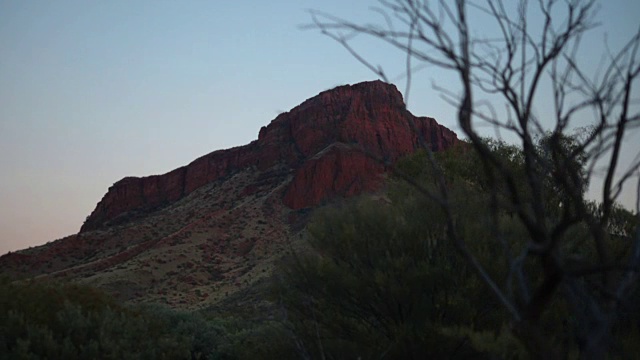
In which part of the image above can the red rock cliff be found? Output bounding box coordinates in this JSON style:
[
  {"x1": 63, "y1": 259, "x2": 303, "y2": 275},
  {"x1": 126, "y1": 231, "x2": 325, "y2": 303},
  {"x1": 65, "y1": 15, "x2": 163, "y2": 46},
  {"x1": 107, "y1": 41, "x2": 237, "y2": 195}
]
[{"x1": 81, "y1": 81, "x2": 459, "y2": 231}]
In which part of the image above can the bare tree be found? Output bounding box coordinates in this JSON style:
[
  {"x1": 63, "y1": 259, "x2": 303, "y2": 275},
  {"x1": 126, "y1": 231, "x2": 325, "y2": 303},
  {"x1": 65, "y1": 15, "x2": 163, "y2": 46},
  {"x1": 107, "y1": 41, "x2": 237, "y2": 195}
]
[{"x1": 309, "y1": 0, "x2": 640, "y2": 358}]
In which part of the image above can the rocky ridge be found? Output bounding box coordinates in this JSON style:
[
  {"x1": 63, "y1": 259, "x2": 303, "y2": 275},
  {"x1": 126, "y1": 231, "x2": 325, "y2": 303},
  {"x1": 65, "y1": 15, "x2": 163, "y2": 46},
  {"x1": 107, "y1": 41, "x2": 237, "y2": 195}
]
[
  {"x1": 82, "y1": 80, "x2": 458, "y2": 231},
  {"x1": 1, "y1": 80, "x2": 459, "y2": 308}
]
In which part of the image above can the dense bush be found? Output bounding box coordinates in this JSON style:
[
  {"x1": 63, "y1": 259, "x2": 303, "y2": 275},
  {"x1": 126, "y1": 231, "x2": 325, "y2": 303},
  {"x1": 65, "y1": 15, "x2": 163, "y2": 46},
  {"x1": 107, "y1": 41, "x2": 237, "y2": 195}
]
[
  {"x1": 273, "y1": 188, "x2": 524, "y2": 358},
  {"x1": 0, "y1": 279, "x2": 233, "y2": 359},
  {"x1": 272, "y1": 141, "x2": 640, "y2": 359}
]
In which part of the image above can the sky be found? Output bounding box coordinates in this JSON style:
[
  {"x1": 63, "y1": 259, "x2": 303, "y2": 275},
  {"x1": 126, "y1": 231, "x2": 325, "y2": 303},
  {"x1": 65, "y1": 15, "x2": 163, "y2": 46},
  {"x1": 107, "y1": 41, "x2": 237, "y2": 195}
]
[{"x1": 1, "y1": 0, "x2": 639, "y2": 255}]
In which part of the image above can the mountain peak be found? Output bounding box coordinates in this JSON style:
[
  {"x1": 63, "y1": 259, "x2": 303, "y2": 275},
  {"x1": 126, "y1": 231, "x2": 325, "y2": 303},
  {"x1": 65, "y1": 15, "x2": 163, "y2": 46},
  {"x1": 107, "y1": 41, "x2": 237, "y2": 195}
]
[{"x1": 292, "y1": 80, "x2": 405, "y2": 114}]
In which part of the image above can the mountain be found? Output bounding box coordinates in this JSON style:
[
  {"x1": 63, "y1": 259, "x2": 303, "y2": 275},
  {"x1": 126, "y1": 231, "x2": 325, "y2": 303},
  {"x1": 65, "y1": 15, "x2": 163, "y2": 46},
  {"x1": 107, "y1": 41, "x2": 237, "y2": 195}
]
[{"x1": 0, "y1": 80, "x2": 459, "y2": 309}]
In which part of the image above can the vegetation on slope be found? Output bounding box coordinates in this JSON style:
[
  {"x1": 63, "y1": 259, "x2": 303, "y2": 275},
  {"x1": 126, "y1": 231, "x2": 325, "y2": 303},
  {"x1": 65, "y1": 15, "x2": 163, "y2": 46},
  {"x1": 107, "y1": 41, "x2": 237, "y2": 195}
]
[
  {"x1": 0, "y1": 278, "x2": 234, "y2": 359},
  {"x1": 273, "y1": 138, "x2": 640, "y2": 358},
  {"x1": 2, "y1": 138, "x2": 638, "y2": 359}
]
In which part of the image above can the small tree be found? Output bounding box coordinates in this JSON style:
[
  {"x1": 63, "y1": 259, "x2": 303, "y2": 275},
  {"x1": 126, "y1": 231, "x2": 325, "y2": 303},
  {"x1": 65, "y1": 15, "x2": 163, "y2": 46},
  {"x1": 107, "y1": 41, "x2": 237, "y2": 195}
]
[{"x1": 309, "y1": 0, "x2": 640, "y2": 357}]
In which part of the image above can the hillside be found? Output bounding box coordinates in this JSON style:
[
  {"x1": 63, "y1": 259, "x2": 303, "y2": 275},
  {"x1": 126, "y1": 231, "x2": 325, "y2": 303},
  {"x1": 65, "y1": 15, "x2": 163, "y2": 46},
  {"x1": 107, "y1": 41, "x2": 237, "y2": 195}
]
[{"x1": 0, "y1": 80, "x2": 459, "y2": 309}]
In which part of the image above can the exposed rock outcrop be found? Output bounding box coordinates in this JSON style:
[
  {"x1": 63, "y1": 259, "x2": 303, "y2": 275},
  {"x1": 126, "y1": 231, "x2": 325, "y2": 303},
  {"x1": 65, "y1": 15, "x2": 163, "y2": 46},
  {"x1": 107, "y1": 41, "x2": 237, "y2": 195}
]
[{"x1": 81, "y1": 80, "x2": 459, "y2": 232}]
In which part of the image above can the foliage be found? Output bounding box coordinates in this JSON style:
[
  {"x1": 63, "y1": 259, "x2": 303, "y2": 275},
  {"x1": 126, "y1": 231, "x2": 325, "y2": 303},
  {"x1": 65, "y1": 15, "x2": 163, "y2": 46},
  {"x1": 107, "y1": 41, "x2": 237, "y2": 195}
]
[
  {"x1": 274, "y1": 142, "x2": 525, "y2": 358},
  {"x1": 213, "y1": 317, "x2": 295, "y2": 359},
  {"x1": 275, "y1": 201, "x2": 485, "y2": 358},
  {"x1": 274, "y1": 140, "x2": 640, "y2": 358},
  {"x1": 0, "y1": 278, "x2": 231, "y2": 360}
]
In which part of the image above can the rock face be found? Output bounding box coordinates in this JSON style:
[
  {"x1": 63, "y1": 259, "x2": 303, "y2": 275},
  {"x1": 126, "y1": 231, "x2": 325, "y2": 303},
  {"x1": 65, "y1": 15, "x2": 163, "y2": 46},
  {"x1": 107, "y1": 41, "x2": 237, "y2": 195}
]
[{"x1": 81, "y1": 80, "x2": 459, "y2": 232}]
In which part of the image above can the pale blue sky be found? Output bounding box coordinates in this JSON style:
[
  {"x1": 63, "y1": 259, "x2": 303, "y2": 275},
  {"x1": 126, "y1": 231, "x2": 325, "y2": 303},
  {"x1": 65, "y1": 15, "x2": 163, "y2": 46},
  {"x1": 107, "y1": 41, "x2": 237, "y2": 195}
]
[{"x1": 1, "y1": 1, "x2": 638, "y2": 254}]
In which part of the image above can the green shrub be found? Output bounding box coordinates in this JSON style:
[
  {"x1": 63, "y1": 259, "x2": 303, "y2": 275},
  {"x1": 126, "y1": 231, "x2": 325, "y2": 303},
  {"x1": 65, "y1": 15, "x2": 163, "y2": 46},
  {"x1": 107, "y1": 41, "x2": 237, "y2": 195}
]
[{"x1": 0, "y1": 279, "x2": 232, "y2": 359}]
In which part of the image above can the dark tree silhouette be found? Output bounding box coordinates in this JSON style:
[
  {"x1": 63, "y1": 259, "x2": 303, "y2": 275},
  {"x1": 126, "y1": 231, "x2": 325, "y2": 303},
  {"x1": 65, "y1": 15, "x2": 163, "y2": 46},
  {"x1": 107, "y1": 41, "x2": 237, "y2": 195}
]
[{"x1": 308, "y1": 1, "x2": 640, "y2": 357}]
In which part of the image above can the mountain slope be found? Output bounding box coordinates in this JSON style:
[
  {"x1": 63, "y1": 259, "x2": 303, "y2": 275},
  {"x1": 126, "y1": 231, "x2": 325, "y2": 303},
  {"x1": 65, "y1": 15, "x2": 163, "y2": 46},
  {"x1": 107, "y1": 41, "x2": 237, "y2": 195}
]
[{"x1": 0, "y1": 80, "x2": 459, "y2": 309}]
